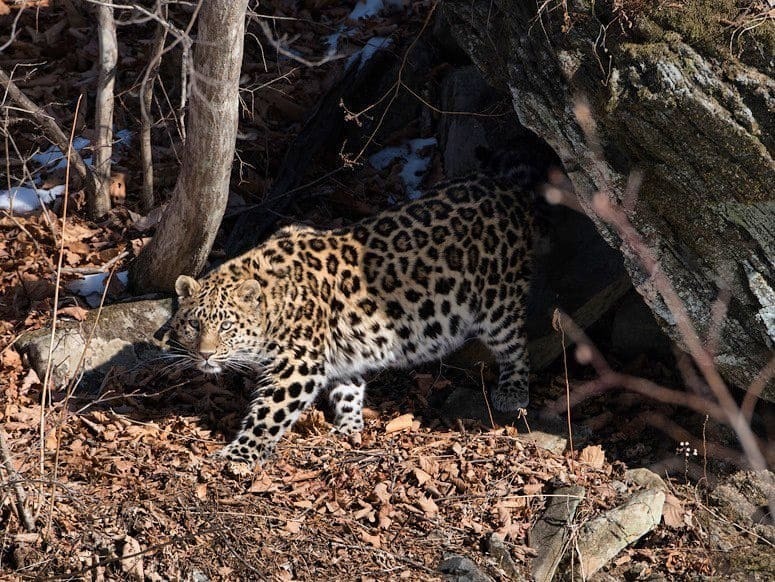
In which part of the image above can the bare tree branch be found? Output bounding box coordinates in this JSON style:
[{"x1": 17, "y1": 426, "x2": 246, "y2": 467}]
[
  {"x1": 0, "y1": 67, "x2": 96, "y2": 198},
  {"x1": 139, "y1": 2, "x2": 169, "y2": 211}
]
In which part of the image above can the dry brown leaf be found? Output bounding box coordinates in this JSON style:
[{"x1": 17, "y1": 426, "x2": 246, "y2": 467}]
[
  {"x1": 377, "y1": 504, "x2": 393, "y2": 529},
  {"x1": 523, "y1": 483, "x2": 544, "y2": 496},
  {"x1": 1, "y1": 347, "x2": 22, "y2": 368},
  {"x1": 284, "y1": 520, "x2": 301, "y2": 534},
  {"x1": 385, "y1": 413, "x2": 414, "y2": 434},
  {"x1": 354, "y1": 500, "x2": 375, "y2": 521},
  {"x1": 44, "y1": 430, "x2": 58, "y2": 451},
  {"x1": 58, "y1": 305, "x2": 88, "y2": 321},
  {"x1": 578, "y1": 445, "x2": 606, "y2": 469},
  {"x1": 359, "y1": 531, "x2": 382, "y2": 549},
  {"x1": 662, "y1": 493, "x2": 685, "y2": 528},
  {"x1": 195, "y1": 483, "x2": 208, "y2": 500},
  {"x1": 370, "y1": 482, "x2": 392, "y2": 505},
  {"x1": 362, "y1": 406, "x2": 380, "y2": 419},
  {"x1": 416, "y1": 495, "x2": 438, "y2": 517},
  {"x1": 412, "y1": 467, "x2": 432, "y2": 486}
]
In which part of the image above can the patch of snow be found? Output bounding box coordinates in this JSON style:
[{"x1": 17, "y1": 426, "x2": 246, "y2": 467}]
[
  {"x1": 31, "y1": 137, "x2": 91, "y2": 170},
  {"x1": 67, "y1": 271, "x2": 128, "y2": 308},
  {"x1": 3, "y1": 129, "x2": 133, "y2": 215},
  {"x1": 347, "y1": 36, "x2": 392, "y2": 71},
  {"x1": 349, "y1": 0, "x2": 385, "y2": 20},
  {"x1": 115, "y1": 129, "x2": 133, "y2": 148},
  {"x1": 0, "y1": 185, "x2": 67, "y2": 213},
  {"x1": 369, "y1": 137, "x2": 437, "y2": 200},
  {"x1": 326, "y1": 26, "x2": 345, "y2": 53}
]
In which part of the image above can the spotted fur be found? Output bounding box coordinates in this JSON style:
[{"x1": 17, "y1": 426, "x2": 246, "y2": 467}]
[{"x1": 167, "y1": 175, "x2": 533, "y2": 464}]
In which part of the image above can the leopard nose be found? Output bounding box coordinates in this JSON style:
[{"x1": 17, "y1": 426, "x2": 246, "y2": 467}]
[{"x1": 199, "y1": 349, "x2": 215, "y2": 360}]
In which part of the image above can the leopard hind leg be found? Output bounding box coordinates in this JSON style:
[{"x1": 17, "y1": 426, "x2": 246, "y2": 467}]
[{"x1": 328, "y1": 378, "x2": 366, "y2": 435}]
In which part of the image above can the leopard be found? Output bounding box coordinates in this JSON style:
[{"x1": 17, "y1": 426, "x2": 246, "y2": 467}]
[{"x1": 166, "y1": 173, "x2": 534, "y2": 465}]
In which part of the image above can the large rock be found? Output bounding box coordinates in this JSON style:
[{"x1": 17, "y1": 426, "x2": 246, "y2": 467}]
[
  {"x1": 442, "y1": 1, "x2": 775, "y2": 400},
  {"x1": 17, "y1": 299, "x2": 172, "y2": 392},
  {"x1": 436, "y1": 63, "x2": 633, "y2": 373}
]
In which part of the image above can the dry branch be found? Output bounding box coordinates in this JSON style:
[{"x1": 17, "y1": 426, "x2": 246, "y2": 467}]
[
  {"x1": 139, "y1": 4, "x2": 169, "y2": 211},
  {"x1": 0, "y1": 428, "x2": 35, "y2": 532},
  {"x1": 0, "y1": 67, "x2": 96, "y2": 198}
]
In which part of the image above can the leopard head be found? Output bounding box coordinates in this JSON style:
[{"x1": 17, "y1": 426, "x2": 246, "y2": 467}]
[{"x1": 166, "y1": 274, "x2": 269, "y2": 374}]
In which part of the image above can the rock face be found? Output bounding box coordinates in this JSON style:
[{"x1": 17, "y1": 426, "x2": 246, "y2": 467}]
[
  {"x1": 575, "y1": 488, "x2": 665, "y2": 578},
  {"x1": 17, "y1": 299, "x2": 172, "y2": 392},
  {"x1": 442, "y1": 1, "x2": 775, "y2": 400}
]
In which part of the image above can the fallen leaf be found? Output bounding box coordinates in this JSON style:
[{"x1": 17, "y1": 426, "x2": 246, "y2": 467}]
[
  {"x1": 195, "y1": 483, "x2": 207, "y2": 500},
  {"x1": 416, "y1": 495, "x2": 438, "y2": 517},
  {"x1": 370, "y1": 482, "x2": 391, "y2": 505},
  {"x1": 523, "y1": 483, "x2": 543, "y2": 496},
  {"x1": 662, "y1": 493, "x2": 684, "y2": 528},
  {"x1": 58, "y1": 305, "x2": 88, "y2": 321},
  {"x1": 578, "y1": 445, "x2": 606, "y2": 469},
  {"x1": 412, "y1": 467, "x2": 432, "y2": 486},
  {"x1": 1, "y1": 348, "x2": 22, "y2": 368},
  {"x1": 385, "y1": 413, "x2": 414, "y2": 434},
  {"x1": 359, "y1": 531, "x2": 382, "y2": 548}
]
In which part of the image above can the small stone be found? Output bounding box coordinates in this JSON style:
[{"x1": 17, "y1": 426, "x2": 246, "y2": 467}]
[
  {"x1": 439, "y1": 554, "x2": 494, "y2": 582},
  {"x1": 522, "y1": 431, "x2": 567, "y2": 455},
  {"x1": 486, "y1": 532, "x2": 524, "y2": 580},
  {"x1": 625, "y1": 468, "x2": 667, "y2": 491}
]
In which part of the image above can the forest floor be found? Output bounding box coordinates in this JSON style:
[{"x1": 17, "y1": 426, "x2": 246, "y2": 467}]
[{"x1": 1, "y1": 1, "x2": 773, "y2": 580}]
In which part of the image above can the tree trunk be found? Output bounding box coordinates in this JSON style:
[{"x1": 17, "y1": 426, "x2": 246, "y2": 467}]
[
  {"x1": 91, "y1": 3, "x2": 117, "y2": 219},
  {"x1": 442, "y1": 1, "x2": 775, "y2": 400},
  {"x1": 129, "y1": 0, "x2": 249, "y2": 292}
]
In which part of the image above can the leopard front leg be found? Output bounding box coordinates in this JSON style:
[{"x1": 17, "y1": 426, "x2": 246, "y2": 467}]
[{"x1": 220, "y1": 355, "x2": 326, "y2": 465}]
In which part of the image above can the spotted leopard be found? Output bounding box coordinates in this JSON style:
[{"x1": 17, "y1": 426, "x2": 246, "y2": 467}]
[{"x1": 167, "y1": 174, "x2": 533, "y2": 464}]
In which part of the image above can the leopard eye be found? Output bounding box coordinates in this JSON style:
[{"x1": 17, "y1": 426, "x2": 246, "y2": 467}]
[
  {"x1": 188, "y1": 319, "x2": 200, "y2": 330},
  {"x1": 220, "y1": 320, "x2": 232, "y2": 331}
]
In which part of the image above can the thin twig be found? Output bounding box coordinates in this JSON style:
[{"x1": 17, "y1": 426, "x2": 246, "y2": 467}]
[
  {"x1": 0, "y1": 428, "x2": 36, "y2": 532},
  {"x1": 39, "y1": 94, "x2": 83, "y2": 528},
  {"x1": 553, "y1": 309, "x2": 574, "y2": 454},
  {"x1": 257, "y1": 19, "x2": 344, "y2": 68}
]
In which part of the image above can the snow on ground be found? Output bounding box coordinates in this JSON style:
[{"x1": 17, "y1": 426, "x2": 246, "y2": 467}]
[
  {"x1": 66, "y1": 270, "x2": 129, "y2": 307},
  {"x1": 1, "y1": 130, "x2": 133, "y2": 215},
  {"x1": 0, "y1": 185, "x2": 67, "y2": 213},
  {"x1": 369, "y1": 137, "x2": 437, "y2": 200},
  {"x1": 327, "y1": 0, "x2": 403, "y2": 56},
  {"x1": 346, "y1": 36, "x2": 392, "y2": 71}
]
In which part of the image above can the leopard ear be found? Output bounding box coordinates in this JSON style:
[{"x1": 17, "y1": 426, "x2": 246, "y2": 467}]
[
  {"x1": 236, "y1": 279, "x2": 261, "y2": 303},
  {"x1": 175, "y1": 275, "x2": 201, "y2": 300}
]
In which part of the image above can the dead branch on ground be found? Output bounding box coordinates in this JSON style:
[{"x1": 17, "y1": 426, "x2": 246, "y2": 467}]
[{"x1": 0, "y1": 428, "x2": 36, "y2": 532}]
